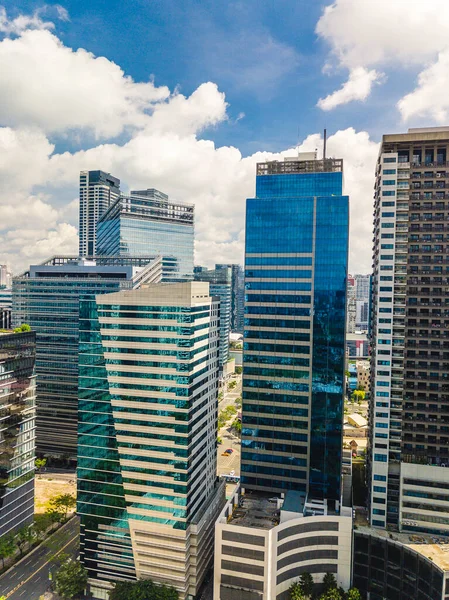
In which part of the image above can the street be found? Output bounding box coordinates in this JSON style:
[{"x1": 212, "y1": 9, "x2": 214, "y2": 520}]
[
  {"x1": 217, "y1": 374, "x2": 242, "y2": 479},
  {"x1": 0, "y1": 516, "x2": 79, "y2": 600}
]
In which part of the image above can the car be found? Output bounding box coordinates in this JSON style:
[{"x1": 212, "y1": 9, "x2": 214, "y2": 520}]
[
  {"x1": 221, "y1": 452, "x2": 230, "y2": 457},
  {"x1": 225, "y1": 448, "x2": 234, "y2": 454}
]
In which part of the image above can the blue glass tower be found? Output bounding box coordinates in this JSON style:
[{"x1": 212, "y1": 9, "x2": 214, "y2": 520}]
[{"x1": 241, "y1": 156, "x2": 349, "y2": 502}]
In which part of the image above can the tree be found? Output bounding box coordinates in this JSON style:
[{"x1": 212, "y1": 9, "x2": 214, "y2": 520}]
[
  {"x1": 45, "y1": 503, "x2": 65, "y2": 529},
  {"x1": 235, "y1": 366, "x2": 242, "y2": 374},
  {"x1": 323, "y1": 573, "x2": 338, "y2": 593},
  {"x1": 351, "y1": 390, "x2": 365, "y2": 404},
  {"x1": 35, "y1": 458, "x2": 47, "y2": 472},
  {"x1": 15, "y1": 524, "x2": 36, "y2": 556},
  {"x1": 320, "y1": 589, "x2": 342, "y2": 600},
  {"x1": 54, "y1": 559, "x2": 88, "y2": 599},
  {"x1": 299, "y1": 572, "x2": 314, "y2": 598},
  {"x1": 13, "y1": 323, "x2": 31, "y2": 333},
  {"x1": 232, "y1": 419, "x2": 242, "y2": 434},
  {"x1": 110, "y1": 578, "x2": 178, "y2": 600},
  {"x1": 0, "y1": 534, "x2": 15, "y2": 568},
  {"x1": 228, "y1": 380, "x2": 237, "y2": 390},
  {"x1": 346, "y1": 589, "x2": 362, "y2": 600},
  {"x1": 51, "y1": 493, "x2": 76, "y2": 519},
  {"x1": 33, "y1": 514, "x2": 52, "y2": 540},
  {"x1": 289, "y1": 581, "x2": 306, "y2": 600}
]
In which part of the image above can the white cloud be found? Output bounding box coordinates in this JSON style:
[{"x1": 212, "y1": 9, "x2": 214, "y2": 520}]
[
  {"x1": 397, "y1": 49, "x2": 449, "y2": 123},
  {"x1": 0, "y1": 5, "x2": 69, "y2": 36},
  {"x1": 317, "y1": 67, "x2": 381, "y2": 110},
  {"x1": 316, "y1": 0, "x2": 449, "y2": 112}
]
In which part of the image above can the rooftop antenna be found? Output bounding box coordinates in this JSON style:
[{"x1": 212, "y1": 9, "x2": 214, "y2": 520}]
[{"x1": 323, "y1": 128, "x2": 327, "y2": 160}]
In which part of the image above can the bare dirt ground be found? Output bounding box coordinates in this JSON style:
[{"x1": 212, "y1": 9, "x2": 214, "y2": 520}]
[{"x1": 35, "y1": 474, "x2": 76, "y2": 514}]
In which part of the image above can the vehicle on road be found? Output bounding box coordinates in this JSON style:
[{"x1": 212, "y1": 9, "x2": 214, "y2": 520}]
[{"x1": 225, "y1": 448, "x2": 234, "y2": 453}]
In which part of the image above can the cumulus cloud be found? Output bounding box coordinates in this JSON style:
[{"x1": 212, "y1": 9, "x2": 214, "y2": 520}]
[
  {"x1": 317, "y1": 67, "x2": 381, "y2": 110},
  {"x1": 316, "y1": 0, "x2": 449, "y2": 113}
]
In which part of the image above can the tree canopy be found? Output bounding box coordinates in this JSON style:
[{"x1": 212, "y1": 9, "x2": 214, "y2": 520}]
[
  {"x1": 55, "y1": 559, "x2": 88, "y2": 599},
  {"x1": 110, "y1": 579, "x2": 179, "y2": 600}
]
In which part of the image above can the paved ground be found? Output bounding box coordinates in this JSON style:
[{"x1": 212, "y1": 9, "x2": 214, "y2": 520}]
[
  {"x1": 217, "y1": 374, "x2": 242, "y2": 478},
  {"x1": 0, "y1": 516, "x2": 79, "y2": 600}
]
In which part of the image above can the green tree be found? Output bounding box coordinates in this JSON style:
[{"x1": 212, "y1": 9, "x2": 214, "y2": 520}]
[
  {"x1": 51, "y1": 493, "x2": 76, "y2": 519},
  {"x1": 299, "y1": 572, "x2": 314, "y2": 598},
  {"x1": 0, "y1": 534, "x2": 15, "y2": 568},
  {"x1": 35, "y1": 458, "x2": 47, "y2": 472},
  {"x1": 323, "y1": 573, "x2": 338, "y2": 593},
  {"x1": 110, "y1": 578, "x2": 178, "y2": 600},
  {"x1": 33, "y1": 514, "x2": 51, "y2": 540},
  {"x1": 289, "y1": 581, "x2": 306, "y2": 600},
  {"x1": 235, "y1": 366, "x2": 242, "y2": 374},
  {"x1": 232, "y1": 419, "x2": 242, "y2": 434},
  {"x1": 346, "y1": 589, "x2": 362, "y2": 600},
  {"x1": 45, "y1": 503, "x2": 65, "y2": 528},
  {"x1": 54, "y1": 559, "x2": 88, "y2": 599},
  {"x1": 351, "y1": 390, "x2": 365, "y2": 404},
  {"x1": 228, "y1": 380, "x2": 237, "y2": 390},
  {"x1": 13, "y1": 323, "x2": 31, "y2": 333},
  {"x1": 15, "y1": 524, "x2": 36, "y2": 556},
  {"x1": 320, "y1": 589, "x2": 342, "y2": 600}
]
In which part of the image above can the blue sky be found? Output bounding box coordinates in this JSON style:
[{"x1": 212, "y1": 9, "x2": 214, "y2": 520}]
[{"x1": 1, "y1": 1, "x2": 449, "y2": 273}]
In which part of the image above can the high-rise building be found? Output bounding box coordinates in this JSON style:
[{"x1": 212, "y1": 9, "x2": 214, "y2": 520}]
[
  {"x1": 216, "y1": 264, "x2": 244, "y2": 333},
  {"x1": 0, "y1": 288, "x2": 12, "y2": 330},
  {"x1": 241, "y1": 154, "x2": 349, "y2": 501},
  {"x1": 369, "y1": 127, "x2": 449, "y2": 534},
  {"x1": 0, "y1": 265, "x2": 12, "y2": 288},
  {"x1": 96, "y1": 189, "x2": 194, "y2": 280},
  {"x1": 79, "y1": 170, "x2": 121, "y2": 257},
  {"x1": 347, "y1": 275, "x2": 357, "y2": 333},
  {"x1": 77, "y1": 282, "x2": 225, "y2": 600},
  {"x1": 12, "y1": 255, "x2": 173, "y2": 460},
  {"x1": 194, "y1": 265, "x2": 232, "y2": 368},
  {"x1": 0, "y1": 330, "x2": 36, "y2": 539}
]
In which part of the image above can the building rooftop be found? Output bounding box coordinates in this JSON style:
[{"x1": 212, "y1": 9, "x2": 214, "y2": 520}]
[
  {"x1": 256, "y1": 157, "x2": 343, "y2": 176},
  {"x1": 228, "y1": 492, "x2": 280, "y2": 530},
  {"x1": 358, "y1": 525, "x2": 449, "y2": 571}
]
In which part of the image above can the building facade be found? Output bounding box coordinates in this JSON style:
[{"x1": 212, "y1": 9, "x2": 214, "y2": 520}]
[
  {"x1": 79, "y1": 170, "x2": 121, "y2": 257},
  {"x1": 0, "y1": 265, "x2": 12, "y2": 289},
  {"x1": 0, "y1": 331, "x2": 36, "y2": 539},
  {"x1": 241, "y1": 155, "x2": 349, "y2": 502},
  {"x1": 194, "y1": 265, "x2": 232, "y2": 368},
  {"x1": 369, "y1": 127, "x2": 449, "y2": 533},
  {"x1": 12, "y1": 256, "x2": 170, "y2": 460},
  {"x1": 216, "y1": 264, "x2": 244, "y2": 334},
  {"x1": 77, "y1": 282, "x2": 225, "y2": 599},
  {"x1": 0, "y1": 288, "x2": 12, "y2": 330},
  {"x1": 96, "y1": 189, "x2": 194, "y2": 280}
]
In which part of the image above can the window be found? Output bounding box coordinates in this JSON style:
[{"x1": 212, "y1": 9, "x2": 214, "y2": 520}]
[
  {"x1": 373, "y1": 508, "x2": 386, "y2": 515},
  {"x1": 380, "y1": 276, "x2": 393, "y2": 281},
  {"x1": 376, "y1": 423, "x2": 389, "y2": 428},
  {"x1": 376, "y1": 392, "x2": 389, "y2": 397},
  {"x1": 380, "y1": 286, "x2": 392, "y2": 291},
  {"x1": 375, "y1": 454, "x2": 387, "y2": 462},
  {"x1": 381, "y1": 233, "x2": 394, "y2": 238},
  {"x1": 377, "y1": 381, "x2": 390, "y2": 387},
  {"x1": 381, "y1": 244, "x2": 394, "y2": 249},
  {"x1": 372, "y1": 519, "x2": 385, "y2": 527},
  {"x1": 383, "y1": 169, "x2": 396, "y2": 175},
  {"x1": 384, "y1": 157, "x2": 396, "y2": 163},
  {"x1": 383, "y1": 180, "x2": 396, "y2": 186},
  {"x1": 382, "y1": 223, "x2": 394, "y2": 228},
  {"x1": 382, "y1": 191, "x2": 396, "y2": 196},
  {"x1": 374, "y1": 474, "x2": 386, "y2": 481},
  {"x1": 382, "y1": 201, "x2": 395, "y2": 207}
]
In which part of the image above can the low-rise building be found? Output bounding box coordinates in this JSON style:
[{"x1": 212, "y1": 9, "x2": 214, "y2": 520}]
[{"x1": 356, "y1": 361, "x2": 370, "y2": 392}]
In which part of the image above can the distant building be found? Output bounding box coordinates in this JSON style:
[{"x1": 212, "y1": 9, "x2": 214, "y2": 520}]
[
  {"x1": 357, "y1": 360, "x2": 370, "y2": 392},
  {"x1": 13, "y1": 255, "x2": 173, "y2": 459},
  {"x1": 216, "y1": 264, "x2": 244, "y2": 333},
  {"x1": 96, "y1": 189, "x2": 194, "y2": 280},
  {"x1": 0, "y1": 330, "x2": 36, "y2": 539},
  {"x1": 347, "y1": 275, "x2": 356, "y2": 333},
  {"x1": 0, "y1": 265, "x2": 12, "y2": 288},
  {"x1": 0, "y1": 288, "x2": 11, "y2": 330},
  {"x1": 194, "y1": 265, "x2": 232, "y2": 368},
  {"x1": 346, "y1": 332, "x2": 369, "y2": 358},
  {"x1": 79, "y1": 170, "x2": 121, "y2": 257},
  {"x1": 78, "y1": 282, "x2": 225, "y2": 599}
]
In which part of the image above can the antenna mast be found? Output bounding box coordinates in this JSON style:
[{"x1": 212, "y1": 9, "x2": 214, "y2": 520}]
[{"x1": 323, "y1": 128, "x2": 327, "y2": 160}]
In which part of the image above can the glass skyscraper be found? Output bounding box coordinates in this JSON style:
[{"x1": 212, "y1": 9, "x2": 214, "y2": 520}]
[
  {"x1": 216, "y1": 264, "x2": 244, "y2": 334},
  {"x1": 0, "y1": 330, "x2": 36, "y2": 539},
  {"x1": 241, "y1": 155, "x2": 349, "y2": 502},
  {"x1": 96, "y1": 189, "x2": 194, "y2": 280},
  {"x1": 194, "y1": 265, "x2": 232, "y2": 368},
  {"x1": 77, "y1": 282, "x2": 225, "y2": 599},
  {"x1": 79, "y1": 171, "x2": 121, "y2": 257},
  {"x1": 12, "y1": 256, "x2": 172, "y2": 460}
]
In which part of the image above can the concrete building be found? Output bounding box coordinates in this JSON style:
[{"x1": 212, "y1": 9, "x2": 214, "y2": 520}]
[
  {"x1": 0, "y1": 330, "x2": 36, "y2": 539},
  {"x1": 0, "y1": 288, "x2": 12, "y2": 330},
  {"x1": 0, "y1": 265, "x2": 12, "y2": 288},
  {"x1": 12, "y1": 255, "x2": 173, "y2": 459},
  {"x1": 77, "y1": 282, "x2": 225, "y2": 599},
  {"x1": 347, "y1": 275, "x2": 357, "y2": 334},
  {"x1": 356, "y1": 360, "x2": 370, "y2": 392},
  {"x1": 194, "y1": 265, "x2": 232, "y2": 369},
  {"x1": 79, "y1": 170, "x2": 121, "y2": 257},
  {"x1": 96, "y1": 189, "x2": 194, "y2": 281},
  {"x1": 346, "y1": 332, "x2": 369, "y2": 359},
  {"x1": 368, "y1": 127, "x2": 449, "y2": 533}
]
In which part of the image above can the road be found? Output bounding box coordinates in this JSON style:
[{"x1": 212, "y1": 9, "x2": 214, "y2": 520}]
[
  {"x1": 0, "y1": 516, "x2": 79, "y2": 600},
  {"x1": 217, "y1": 374, "x2": 242, "y2": 479}
]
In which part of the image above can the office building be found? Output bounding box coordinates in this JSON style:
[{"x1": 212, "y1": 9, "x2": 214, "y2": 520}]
[
  {"x1": 79, "y1": 170, "x2": 121, "y2": 257},
  {"x1": 0, "y1": 288, "x2": 12, "y2": 330},
  {"x1": 12, "y1": 255, "x2": 173, "y2": 459},
  {"x1": 96, "y1": 189, "x2": 194, "y2": 280},
  {"x1": 77, "y1": 282, "x2": 225, "y2": 599},
  {"x1": 347, "y1": 275, "x2": 357, "y2": 333},
  {"x1": 369, "y1": 127, "x2": 449, "y2": 534},
  {"x1": 241, "y1": 153, "x2": 349, "y2": 501},
  {"x1": 194, "y1": 265, "x2": 232, "y2": 368},
  {"x1": 0, "y1": 330, "x2": 36, "y2": 539},
  {"x1": 0, "y1": 265, "x2": 12, "y2": 288},
  {"x1": 216, "y1": 264, "x2": 244, "y2": 334}
]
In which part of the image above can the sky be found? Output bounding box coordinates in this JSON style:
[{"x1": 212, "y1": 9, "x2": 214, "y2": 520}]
[{"x1": 2, "y1": 0, "x2": 449, "y2": 274}]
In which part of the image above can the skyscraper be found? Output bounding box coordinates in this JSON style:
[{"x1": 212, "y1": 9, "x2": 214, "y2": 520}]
[
  {"x1": 194, "y1": 265, "x2": 232, "y2": 368},
  {"x1": 12, "y1": 255, "x2": 173, "y2": 460},
  {"x1": 0, "y1": 265, "x2": 12, "y2": 288},
  {"x1": 216, "y1": 264, "x2": 244, "y2": 334},
  {"x1": 241, "y1": 154, "x2": 349, "y2": 502},
  {"x1": 79, "y1": 170, "x2": 121, "y2": 257},
  {"x1": 96, "y1": 189, "x2": 194, "y2": 280},
  {"x1": 369, "y1": 127, "x2": 449, "y2": 534},
  {"x1": 77, "y1": 282, "x2": 225, "y2": 599},
  {"x1": 213, "y1": 154, "x2": 351, "y2": 600},
  {"x1": 0, "y1": 330, "x2": 36, "y2": 539}
]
